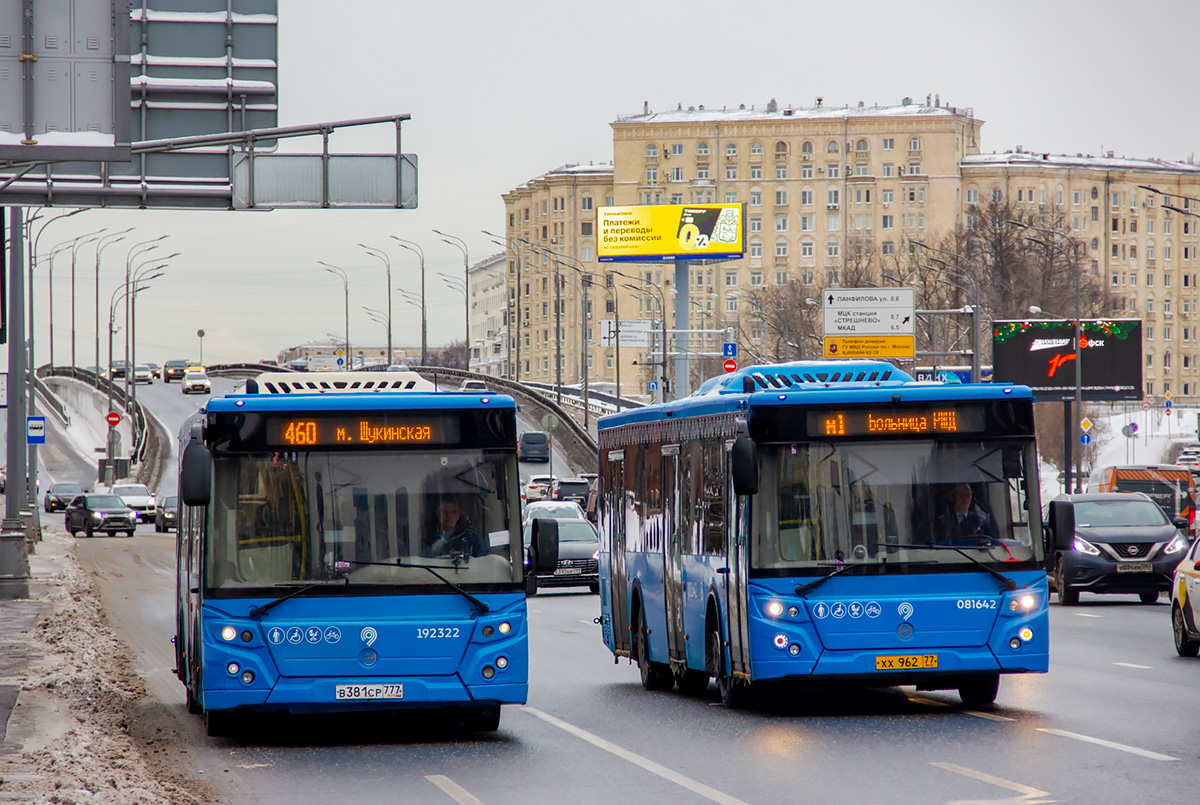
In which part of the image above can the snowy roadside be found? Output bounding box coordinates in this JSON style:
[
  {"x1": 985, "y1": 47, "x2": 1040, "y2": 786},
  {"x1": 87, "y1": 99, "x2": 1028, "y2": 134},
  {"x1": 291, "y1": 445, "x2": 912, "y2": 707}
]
[{"x1": 0, "y1": 528, "x2": 219, "y2": 805}]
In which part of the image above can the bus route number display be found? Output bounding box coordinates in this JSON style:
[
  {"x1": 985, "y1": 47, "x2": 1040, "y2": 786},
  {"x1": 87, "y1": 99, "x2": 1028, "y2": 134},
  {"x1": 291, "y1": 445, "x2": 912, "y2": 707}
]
[
  {"x1": 268, "y1": 415, "x2": 461, "y2": 447},
  {"x1": 809, "y1": 407, "x2": 985, "y2": 437}
]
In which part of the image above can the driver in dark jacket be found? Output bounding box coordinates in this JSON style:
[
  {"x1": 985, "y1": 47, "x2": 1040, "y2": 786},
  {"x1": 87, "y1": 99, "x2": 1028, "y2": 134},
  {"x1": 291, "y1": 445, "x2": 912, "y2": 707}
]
[{"x1": 424, "y1": 497, "x2": 488, "y2": 558}]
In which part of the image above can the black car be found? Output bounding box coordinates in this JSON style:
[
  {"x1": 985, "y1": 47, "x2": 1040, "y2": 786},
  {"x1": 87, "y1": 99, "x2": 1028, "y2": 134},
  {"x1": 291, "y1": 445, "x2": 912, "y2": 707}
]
[
  {"x1": 64, "y1": 493, "x2": 137, "y2": 538},
  {"x1": 44, "y1": 482, "x2": 84, "y2": 513},
  {"x1": 518, "y1": 431, "x2": 550, "y2": 462},
  {"x1": 163, "y1": 359, "x2": 191, "y2": 383},
  {"x1": 524, "y1": 518, "x2": 599, "y2": 593},
  {"x1": 551, "y1": 478, "x2": 591, "y2": 505},
  {"x1": 155, "y1": 495, "x2": 179, "y2": 532},
  {"x1": 1046, "y1": 492, "x2": 1190, "y2": 605},
  {"x1": 109, "y1": 360, "x2": 129, "y2": 378}
]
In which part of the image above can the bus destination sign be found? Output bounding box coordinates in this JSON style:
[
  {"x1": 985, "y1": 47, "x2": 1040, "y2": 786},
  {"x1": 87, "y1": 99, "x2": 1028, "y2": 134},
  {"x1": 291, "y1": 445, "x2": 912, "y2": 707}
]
[
  {"x1": 267, "y1": 415, "x2": 462, "y2": 447},
  {"x1": 808, "y1": 406, "x2": 987, "y2": 438}
]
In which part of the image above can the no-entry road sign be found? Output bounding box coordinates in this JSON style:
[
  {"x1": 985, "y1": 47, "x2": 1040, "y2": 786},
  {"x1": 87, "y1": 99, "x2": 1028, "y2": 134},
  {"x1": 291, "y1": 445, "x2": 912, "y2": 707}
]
[
  {"x1": 106, "y1": 411, "x2": 121, "y2": 427},
  {"x1": 723, "y1": 359, "x2": 738, "y2": 373}
]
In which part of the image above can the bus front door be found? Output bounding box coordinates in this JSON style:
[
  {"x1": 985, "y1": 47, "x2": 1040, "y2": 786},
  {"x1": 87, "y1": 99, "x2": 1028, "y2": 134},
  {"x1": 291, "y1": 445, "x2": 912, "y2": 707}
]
[
  {"x1": 662, "y1": 446, "x2": 685, "y2": 663},
  {"x1": 725, "y1": 464, "x2": 751, "y2": 677},
  {"x1": 607, "y1": 451, "x2": 631, "y2": 655}
]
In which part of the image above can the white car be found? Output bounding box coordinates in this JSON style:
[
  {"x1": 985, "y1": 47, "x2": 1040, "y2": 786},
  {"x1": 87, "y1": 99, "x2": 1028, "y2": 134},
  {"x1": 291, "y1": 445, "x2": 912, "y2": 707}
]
[
  {"x1": 524, "y1": 475, "x2": 555, "y2": 502},
  {"x1": 523, "y1": 500, "x2": 586, "y2": 524},
  {"x1": 182, "y1": 372, "x2": 211, "y2": 394},
  {"x1": 111, "y1": 483, "x2": 156, "y2": 520},
  {"x1": 133, "y1": 364, "x2": 154, "y2": 384}
]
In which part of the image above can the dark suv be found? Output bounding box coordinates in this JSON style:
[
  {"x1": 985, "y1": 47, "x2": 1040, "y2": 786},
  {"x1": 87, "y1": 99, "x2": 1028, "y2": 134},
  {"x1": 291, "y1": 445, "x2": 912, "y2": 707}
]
[
  {"x1": 163, "y1": 360, "x2": 191, "y2": 383},
  {"x1": 552, "y1": 478, "x2": 591, "y2": 505},
  {"x1": 1046, "y1": 492, "x2": 1190, "y2": 604},
  {"x1": 517, "y1": 431, "x2": 549, "y2": 462}
]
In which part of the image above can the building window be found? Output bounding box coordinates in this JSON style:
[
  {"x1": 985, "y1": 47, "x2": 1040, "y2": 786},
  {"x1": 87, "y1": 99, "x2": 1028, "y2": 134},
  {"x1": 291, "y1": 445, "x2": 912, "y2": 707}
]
[
  {"x1": 775, "y1": 240, "x2": 788, "y2": 257},
  {"x1": 751, "y1": 191, "x2": 761, "y2": 206},
  {"x1": 726, "y1": 166, "x2": 738, "y2": 180},
  {"x1": 727, "y1": 298, "x2": 739, "y2": 313},
  {"x1": 646, "y1": 166, "x2": 658, "y2": 182},
  {"x1": 881, "y1": 241, "x2": 894, "y2": 255},
  {"x1": 581, "y1": 246, "x2": 593, "y2": 262},
  {"x1": 882, "y1": 189, "x2": 894, "y2": 204},
  {"x1": 882, "y1": 215, "x2": 894, "y2": 230},
  {"x1": 966, "y1": 188, "x2": 978, "y2": 204},
  {"x1": 725, "y1": 190, "x2": 737, "y2": 203},
  {"x1": 776, "y1": 270, "x2": 789, "y2": 285},
  {"x1": 856, "y1": 139, "x2": 868, "y2": 152},
  {"x1": 697, "y1": 142, "x2": 709, "y2": 156},
  {"x1": 994, "y1": 188, "x2": 1004, "y2": 202},
  {"x1": 801, "y1": 240, "x2": 814, "y2": 257},
  {"x1": 827, "y1": 188, "x2": 840, "y2": 206},
  {"x1": 750, "y1": 242, "x2": 762, "y2": 258},
  {"x1": 697, "y1": 166, "x2": 709, "y2": 180},
  {"x1": 581, "y1": 196, "x2": 593, "y2": 211},
  {"x1": 827, "y1": 163, "x2": 840, "y2": 179},
  {"x1": 775, "y1": 215, "x2": 788, "y2": 232},
  {"x1": 750, "y1": 165, "x2": 762, "y2": 180},
  {"x1": 670, "y1": 193, "x2": 682, "y2": 205},
  {"x1": 826, "y1": 214, "x2": 841, "y2": 231},
  {"x1": 801, "y1": 189, "x2": 814, "y2": 206},
  {"x1": 750, "y1": 217, "x2": 762, "y2": 232},
  {"x1": 725, "y1": 272, "x2": 737, "y2": 286},
  {"x1": 882, "y1": 138, "x2": 894, "y2": 150},
  {"x1": 800, "y1": 215, "x2": 814, "y2": 231},
  {"x1": 800, "y1": 141, "x2": 812, "y2": 155},
  {"x1": 750, "y1": 271, "x2": 763, "y2": 286},
  {"x1": 909, "y1": 137, "x2": 921, "y2": 151},
  {"x1": 776, "y1": 141, "x2": 788, "y2": 156},
  {"x1": 908, "y1": 161, "x2": 921, "y2": 175},
  {"x1": 883, "y1": 163, "x2": 895, "y2": 177},
  {"x1": 646, "y1": 144, "x2": 658, "y2": 158},
  {"x1": 581, "y1": 221, "x2": 593, "y2": 236},
  {"x1": 776, "y1": 164, "x2": 788, "y2": 180},
  {"x1": 826, "y1": 140, "x2": 839, "y2": 154},
  {"x1": 776, "y1": 190, "x2": 788, "y2": 205},
  {"x1": 855, "y1": 163, "x2": 868, "y2": 176},
  {"x1": 725, "y1": 143, "x2": 737, "y2": 158},
  {"x1": 801, "y1": 164, "x2": 813, "y2": 179},
  {"x1": 750, "y1": 141, "x2": 762, "y2": 155}
]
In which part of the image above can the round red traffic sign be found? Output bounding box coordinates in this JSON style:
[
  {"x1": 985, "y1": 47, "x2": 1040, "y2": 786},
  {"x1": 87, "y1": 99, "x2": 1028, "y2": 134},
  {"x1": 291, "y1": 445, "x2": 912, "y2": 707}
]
[
  {"x1": 723, "y1": 359, "x2": 738, "y2": 373},
  {"x1": 105, "y1": 411, "x2": 121, "y2": 427}
]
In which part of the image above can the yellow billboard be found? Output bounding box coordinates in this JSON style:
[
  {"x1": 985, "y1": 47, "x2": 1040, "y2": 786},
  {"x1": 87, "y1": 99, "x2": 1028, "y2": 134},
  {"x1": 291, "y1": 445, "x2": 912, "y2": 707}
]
[
  {"x1": 824, "y1": 336, "x2": 916, "y2": 359},
  {"x1": 598, "y1": 204, "x2": 744, "y2": 262}
]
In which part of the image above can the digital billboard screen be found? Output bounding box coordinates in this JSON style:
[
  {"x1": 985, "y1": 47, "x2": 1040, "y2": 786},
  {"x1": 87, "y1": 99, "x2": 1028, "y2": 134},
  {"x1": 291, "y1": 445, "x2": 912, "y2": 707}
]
[
  {"x1": 992, "y1": 319, "x2": 1142, "y2": 402},
  {"x1": 597, "y1": 204, "x2": 744, "y2": 262}
]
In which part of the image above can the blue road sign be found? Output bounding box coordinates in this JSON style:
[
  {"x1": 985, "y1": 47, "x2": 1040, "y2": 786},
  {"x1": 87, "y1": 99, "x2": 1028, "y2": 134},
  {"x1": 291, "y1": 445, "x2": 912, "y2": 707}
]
[
  {"x1": 723, "y1": 342, "x2": 738, "y2": 358},
  {"x1": 27, "y1": 416, "x2": 46, "y2": 445},
  {"x1": 337, "y1": 357, "x2": 344, "y2": 366},
  {"x1": 649, "y1": 381, "x2": 659, "y2": 391},
  {"x1": 1130, "y1": 422, "x2": 1139, "y2": 433},
  {"x1": 1080, "y1": 433, "x2": 1091, "y2": 445},
  {"x1": 1165, "y1": 399, "x2": 1172, "y2": 408}
]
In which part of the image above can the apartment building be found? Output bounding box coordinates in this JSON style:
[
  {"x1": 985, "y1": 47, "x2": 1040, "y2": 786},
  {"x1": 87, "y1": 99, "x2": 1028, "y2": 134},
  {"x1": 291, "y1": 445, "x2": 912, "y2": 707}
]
[
  {"x1": 467, "y1": 252, "x2": 509, "y2": 377},
  {"x1": 502, "y1": 96, "x2": 1200, "y2": 401}
]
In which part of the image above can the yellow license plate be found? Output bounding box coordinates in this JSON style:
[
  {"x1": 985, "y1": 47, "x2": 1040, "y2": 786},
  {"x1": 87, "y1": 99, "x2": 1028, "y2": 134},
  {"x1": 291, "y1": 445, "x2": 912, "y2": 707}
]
[{"x1": 875, "y1": 654, "x2": 939, "y2": 670}]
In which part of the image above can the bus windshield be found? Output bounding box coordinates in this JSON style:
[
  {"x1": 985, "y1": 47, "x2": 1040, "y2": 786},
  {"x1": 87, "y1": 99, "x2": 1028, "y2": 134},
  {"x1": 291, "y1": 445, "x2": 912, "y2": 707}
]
[
  {"x1": 752, "y1": 439, "x2": 1041, "y2": 571},
  {"x1": 206, "y1": 449, "x2": 521, "y2": 592}
]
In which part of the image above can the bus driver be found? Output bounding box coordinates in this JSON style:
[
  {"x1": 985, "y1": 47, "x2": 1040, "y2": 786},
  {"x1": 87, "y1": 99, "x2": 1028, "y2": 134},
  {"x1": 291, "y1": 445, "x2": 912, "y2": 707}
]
[{"x1": 424, "y1": 496, "x2": 489, "y2": 558}]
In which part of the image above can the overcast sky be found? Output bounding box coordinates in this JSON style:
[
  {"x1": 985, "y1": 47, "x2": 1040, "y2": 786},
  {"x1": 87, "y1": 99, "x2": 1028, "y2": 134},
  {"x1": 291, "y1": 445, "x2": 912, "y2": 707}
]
[{"x1": 7, "y1": 0, "x2": 1200, "y2": 368}]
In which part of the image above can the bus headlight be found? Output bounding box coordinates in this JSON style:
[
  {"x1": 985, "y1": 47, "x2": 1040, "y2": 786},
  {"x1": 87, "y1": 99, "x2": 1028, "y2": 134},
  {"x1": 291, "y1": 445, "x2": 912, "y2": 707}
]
[
  {"x1": 226, "y1": 662, "x2": 240, "y2": 675},
  {"x1": 241, "y1": 670, "x2": 255, "y2": 684},
  {"x1": 482, "y1": 665, "x2": 495, "y2": 679},
  {"x1": 1009, "y1": 593, "x2": 1036, "y2": 612},
  {"x1": 787, "y1": 606, "x2": 799, "y2": 618},
  {"x1": 498, "y1": 622, "x2": 511, "y2": 635},
  {"x1": 221, "y1": 626, "x2": 237, "y2": 641},
  {"x1": 1165, "y1": 535, "x2": 1188, "y2": 555},
  {"x1": 1072, "y1": 537, "x2": 1100, "y2": 556},
  {"x1": 496, "y1": 656, "x2": 508, "y2": 670},
  {"x1": 765, "y1": 601, "x2": 784, "y2": 618}
]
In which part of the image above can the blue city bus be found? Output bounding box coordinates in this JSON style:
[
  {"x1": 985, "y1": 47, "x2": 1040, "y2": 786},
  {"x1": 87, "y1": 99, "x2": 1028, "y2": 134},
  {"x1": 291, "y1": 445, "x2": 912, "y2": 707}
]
[
  {"x1": 174, "y1": 371, "x2": 557, "y2": 735},
  {"x1": 596, "y1": 360, "x2": 1048, "y2": 708}
]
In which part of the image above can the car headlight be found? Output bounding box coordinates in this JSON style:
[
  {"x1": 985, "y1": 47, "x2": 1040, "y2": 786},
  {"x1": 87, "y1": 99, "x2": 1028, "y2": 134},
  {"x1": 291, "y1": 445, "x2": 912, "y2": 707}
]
[
  {"x1": 1072, "y1": 536, "x2": 1100, "y2": 556},
  {"x1": 1165, "y1": 535, "x2": 1188, "y2": 555},
  {"x1": 92, "y1": 511, "x2": 104, "y2": 521},
  {"x1": 148, "y1": 497, "x2": 156, "y2": 506}
]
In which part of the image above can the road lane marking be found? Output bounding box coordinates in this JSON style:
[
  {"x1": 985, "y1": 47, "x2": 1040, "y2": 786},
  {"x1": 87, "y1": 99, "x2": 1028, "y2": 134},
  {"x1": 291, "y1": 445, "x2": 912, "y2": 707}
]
[
  {"x1": 522, "y1": 707, "x2": 749, "y2": 805},
  {"x1": 908, "y1": 695, "x2": 951, "y2": 707},
  {"x1": 1036, "y1": 728, "x2": 1177, "y2": 761},
  {"x1": 1111, "y1": 662, "x2": 1153, "y2": 670},
  {"x1": 425, "y1": 775, "x2": 483, "y2": 805},
  {"x1": 931, "y1": 761, "x2": 1051, "y2": 802},
  {"x1": 1074, "y1": 613, "x2": 1103, "y2": 618},
  {"x1": 963, "y1": 710, "x2": 1015, "y2": 722}
]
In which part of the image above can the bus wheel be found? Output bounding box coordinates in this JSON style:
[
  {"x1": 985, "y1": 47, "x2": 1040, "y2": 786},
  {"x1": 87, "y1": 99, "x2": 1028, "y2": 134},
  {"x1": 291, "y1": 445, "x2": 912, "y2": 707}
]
[
  {"x1": 463, "y1": 705, "x2": 501, "y2": 732},
  {"x1": 204, "y1": 709, "x2": 236, "y2": 738},
  {"x1": 186, "y1": 686, "x2": 202, "y2": 716},
  {"x1": 708, "y1": 627, "x2": 748, "y2": 709},
  {"x1": 1173, "y1": 605, "x2": 1200, "y2": 657},
  {"x1": 958, "y1": 674, "x2": 1000, "y2": 707},
  {"x1": 635, "y1": 609, "x2": 673, "y2": 691},
  {"x1": 1056, "y1": 560, "x2": 1078, "y2": 606},
  {"x1": 676, "y1": 668, "x2": 710, "y2": 695}
]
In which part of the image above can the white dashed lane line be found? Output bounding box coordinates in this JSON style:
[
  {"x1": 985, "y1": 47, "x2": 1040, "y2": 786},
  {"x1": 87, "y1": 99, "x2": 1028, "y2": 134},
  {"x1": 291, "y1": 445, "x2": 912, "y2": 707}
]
[
  {"x1": 930, "y1": 761, "x2": 1051, "y2": 802},
  {"x1": 426, "y1": 774, "x2": 484, "y2": 805},
  {"x1": 1111, "y1": 662, "x2": 1153, "y2": 670},
  {"x1": 1035, "y1": 728, "x2": 1178, "y2": 761}
]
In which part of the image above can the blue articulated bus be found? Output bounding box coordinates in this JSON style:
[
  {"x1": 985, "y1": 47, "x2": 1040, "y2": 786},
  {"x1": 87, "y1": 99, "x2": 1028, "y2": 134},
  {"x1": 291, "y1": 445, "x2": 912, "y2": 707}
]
[
  {"x1": 596, "y1": 360, "x2": 1048, "y2": 708},
  {"x1": 174, "y1": 371, "x2": 557, "y2": 735}
]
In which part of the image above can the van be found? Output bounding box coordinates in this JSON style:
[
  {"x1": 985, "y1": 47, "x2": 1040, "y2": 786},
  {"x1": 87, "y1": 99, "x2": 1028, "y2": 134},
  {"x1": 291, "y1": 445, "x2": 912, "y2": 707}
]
[
  {"x1": 1086, "y1": 464, "x2": 1196, "y2": 537},
  {"x1": 517, "y1": 431, "x2": 550, "y2": 462}
]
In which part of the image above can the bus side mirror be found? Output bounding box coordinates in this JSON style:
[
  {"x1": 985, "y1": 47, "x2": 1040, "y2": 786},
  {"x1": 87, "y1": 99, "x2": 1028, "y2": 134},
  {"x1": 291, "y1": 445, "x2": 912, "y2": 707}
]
[
  {"x1": 1049, "y1": 501, "x2": 1075, "y2": 552},
  {"x1": 180, "y1": 441, "x2": 212, "y2": 506},
  {"x1": 530, "y1": 518, "x2": 559, "y2": 573},
  {"x1": 731, "y1": 433, "x2": 758, "y2": 496}
]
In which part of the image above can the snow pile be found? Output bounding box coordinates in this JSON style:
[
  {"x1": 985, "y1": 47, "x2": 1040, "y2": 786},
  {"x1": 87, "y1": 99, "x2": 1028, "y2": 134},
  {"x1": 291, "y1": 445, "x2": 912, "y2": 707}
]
[{"x1": 0, "y1": 529, "x2": 218, "y2": 805}]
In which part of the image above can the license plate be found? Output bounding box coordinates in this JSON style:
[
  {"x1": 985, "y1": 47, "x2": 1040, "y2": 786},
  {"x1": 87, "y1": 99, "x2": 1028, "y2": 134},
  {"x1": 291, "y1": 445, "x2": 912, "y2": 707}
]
[
  {"x1": 875, "y1": 654, "x2": 939, "y2": 670},
  {"x1": 554, "y1": 566, "x2": 582, "y2": 575},
  {"x1": 1116, "y1": 562, "x2": 1153, "y2": 573},
  {"x1": 334, "y1": 683, "x2": 403, "y2": 700}
]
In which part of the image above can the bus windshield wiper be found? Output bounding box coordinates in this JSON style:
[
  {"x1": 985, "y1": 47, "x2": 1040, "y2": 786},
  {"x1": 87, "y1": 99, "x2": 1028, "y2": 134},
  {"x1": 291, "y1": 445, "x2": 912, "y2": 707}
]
[
  {"x1": 794, "y1": 562, "x2": 866, "y2": 597},
  {"x1": 248, "y1": 580, "x2": 345, "y2": 620},
  {"x1": 344, "y1": 558, "x2": 490, "y2": 615},
  {"x1": 892, "y1": 541, "x2": 1018, "y2": 591}
]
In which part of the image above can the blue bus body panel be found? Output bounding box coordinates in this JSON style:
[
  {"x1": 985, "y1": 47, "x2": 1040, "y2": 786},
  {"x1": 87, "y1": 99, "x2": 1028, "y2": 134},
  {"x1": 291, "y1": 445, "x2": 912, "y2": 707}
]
[
  {"x1": 744, "y1": 572, "x2": 1048, "y2": 682},
  {"x1": 200, "y1": 593, "x2": 528, "y2": 713},
  {"x1": 207, "y1": 392, "x2": 516, "y2": 414}
]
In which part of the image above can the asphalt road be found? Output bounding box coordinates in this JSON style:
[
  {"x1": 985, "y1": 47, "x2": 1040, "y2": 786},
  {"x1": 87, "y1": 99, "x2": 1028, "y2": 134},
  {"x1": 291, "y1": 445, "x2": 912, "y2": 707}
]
[{"x1": 58, "y1": 380, "x2": 1200, "y2": 803}]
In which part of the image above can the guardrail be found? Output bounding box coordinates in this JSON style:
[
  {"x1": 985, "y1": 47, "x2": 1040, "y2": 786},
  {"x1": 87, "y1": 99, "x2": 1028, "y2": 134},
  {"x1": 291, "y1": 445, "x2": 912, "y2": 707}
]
[{"x1": 32, "y1": 374, "x2": 71, "y2": 427}]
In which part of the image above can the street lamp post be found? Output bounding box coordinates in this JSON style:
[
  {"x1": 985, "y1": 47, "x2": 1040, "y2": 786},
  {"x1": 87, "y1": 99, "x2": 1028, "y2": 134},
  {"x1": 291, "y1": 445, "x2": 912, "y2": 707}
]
[
  {"x1": 129, "y1": 262, "x2": 170, "y2": 415},
  {"x1": 107, "y1": 277, "x2": 160, "y2": 472},
  {"x1": 391, "y1": 237, "x2": 427, "y2": 365},
  {"x1": 69, "y1": 229, "x2": 107, "y2": 367},
  {"x1": 623, "y1": 282, "x2": 669, "y2": 403},
  {"x1": 45, "y1": 240, "x2": 77, "y2": 366},
  {"x1": 358, "y1": 244, "x2": 392, "y2": 364},
  {"x1": 318, "y1": 261, "x2": 351, "y2": 369},
  {"x1": 1013, "y1": 220, "x2": 1084, "y2": 493},
  {"x1": 94, "y1": 229, "x2": 133, "y2": 372},
  {"x1": 433, "y1": 229, "x2": 469, "y2": 349},
  {"x1": 124, "y1": 235, "x2": 168, "y2": 399}
]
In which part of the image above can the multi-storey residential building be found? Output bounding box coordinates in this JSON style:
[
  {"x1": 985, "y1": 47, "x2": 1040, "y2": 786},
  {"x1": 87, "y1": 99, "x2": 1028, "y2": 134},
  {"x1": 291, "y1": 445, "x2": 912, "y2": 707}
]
[
  {"x1": 467, "y1": 253, "x2": 509, "y2": 377},
  {"x1": 503, "y1": 96, "x2": 1200, "y2": 402}
]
